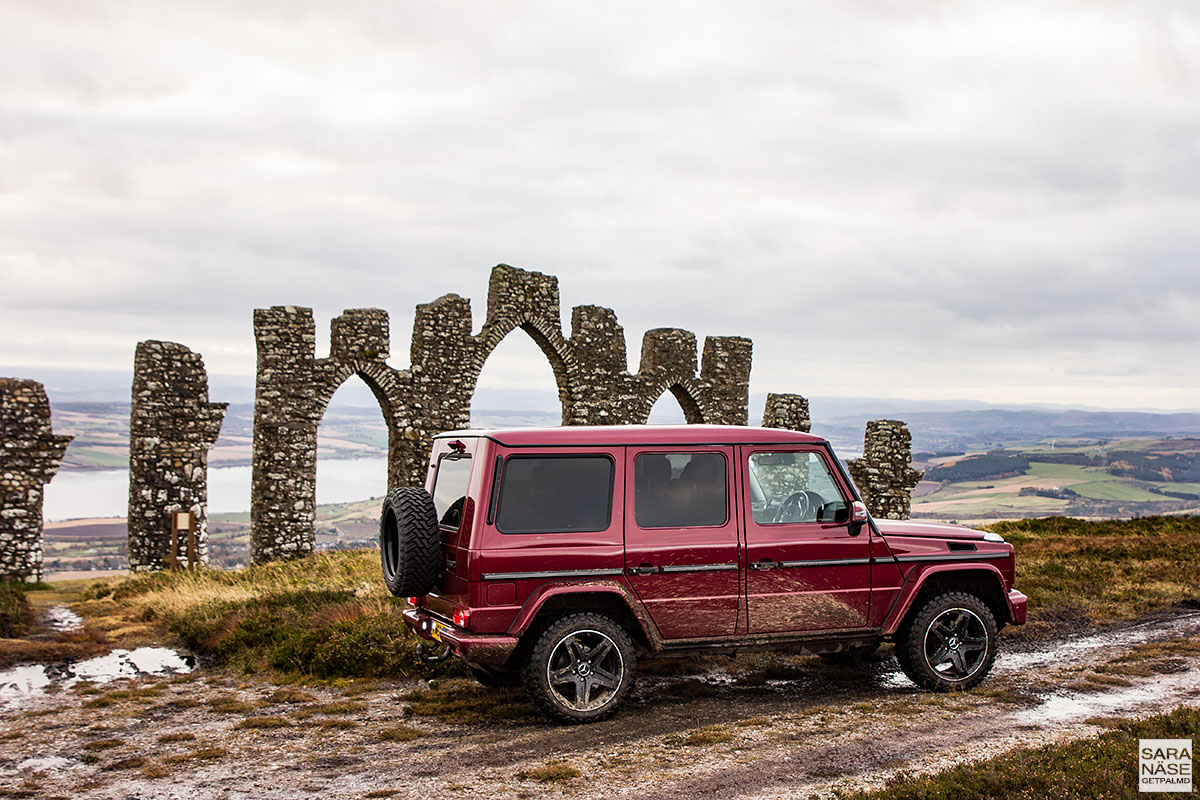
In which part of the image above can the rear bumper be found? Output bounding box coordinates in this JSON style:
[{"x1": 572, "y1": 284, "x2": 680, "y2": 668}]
[
  {"x1": 402, "y1": 608, "x2": 519, "y2": 667},
  {"x1": 1006, "y1": 589, "x2": 1028, "y2": 626}
]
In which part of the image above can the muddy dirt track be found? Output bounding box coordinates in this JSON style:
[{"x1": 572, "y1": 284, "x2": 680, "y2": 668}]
[{"x1": 2, "y1": 610, "x2": 1199, "y2": 800}]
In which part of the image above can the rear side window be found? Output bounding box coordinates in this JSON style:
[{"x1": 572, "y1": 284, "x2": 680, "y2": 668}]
[
  {"x1": 432, "y1": 454, "x2": 472, "y2": 528},
  {"x1": 634, "y1": 452, "x2": 727, "y2": 528},
  {"x1": 495, "y1": 456, "x2": 614, "y2": 534}
]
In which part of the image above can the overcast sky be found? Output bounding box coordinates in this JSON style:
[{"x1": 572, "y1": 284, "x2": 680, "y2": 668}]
[{"x1": 2, "y1": 1, "x2": 1198, "y2": 413}]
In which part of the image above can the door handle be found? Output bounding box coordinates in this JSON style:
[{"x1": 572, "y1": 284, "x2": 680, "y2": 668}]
[
  {"x1": 750, "y1": 559, "x2": 779, "y2": 571},
  {"x1": 627, "y1": 564, "x2": 659, "y2": 576}
]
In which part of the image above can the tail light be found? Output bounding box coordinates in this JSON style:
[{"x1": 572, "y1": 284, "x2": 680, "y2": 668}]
[
  {"x1": 453, "y1": 608, "x2": 470, "y2": 629},
  {"x1": 407, "y1": 597, "x2": 422, "y2": 607}
]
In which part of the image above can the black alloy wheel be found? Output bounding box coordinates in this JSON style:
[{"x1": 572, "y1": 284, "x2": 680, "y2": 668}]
[
  {"x1": 896, "y1": 591, "x2": 998, "y2": 691},
  {"x1": 522, "y1": 613, "x2": 636, "y2": 723}
]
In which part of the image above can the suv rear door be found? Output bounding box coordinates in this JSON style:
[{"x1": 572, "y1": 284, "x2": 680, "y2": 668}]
[
  {"x1": 623, "y1": 446, "x2": 740, "y2": 638},
  {"x1": 739, "y1": 446, "x2": 871, "y2": 633}
]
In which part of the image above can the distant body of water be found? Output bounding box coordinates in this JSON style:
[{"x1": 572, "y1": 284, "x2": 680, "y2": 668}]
[{"x1": 42, "y1": 457, "x2": 390, "y2": 521}]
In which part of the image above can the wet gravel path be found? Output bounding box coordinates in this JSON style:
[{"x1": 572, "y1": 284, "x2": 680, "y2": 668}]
[{"x1": 1, "y1": 610, "x2": 1198, "y2": 800}]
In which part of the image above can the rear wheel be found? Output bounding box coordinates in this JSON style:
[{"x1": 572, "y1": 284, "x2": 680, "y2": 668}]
[
  {"x1": 379, "y1": 487, "x2": 440, "y2": 598},
  {"x1": 897, "y1": 591, "x2": 997, "y2": 691},
  {"x1": 522, "y1": 613, "x2": 636, "y2": 723}
]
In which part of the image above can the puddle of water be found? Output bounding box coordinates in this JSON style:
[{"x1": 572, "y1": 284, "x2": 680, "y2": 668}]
[
  {"x1": 0, "y1": 666, "x2": 53, "y2": 698},
  {"x1": 44, "y1": 605, "x2": 84, "y2": 633},
  {"x1": 1010, "y1": 668, "x2": 1200, "y2": 726},
  {"x1": 16, "y1": 756, "x2": 77, "y2": 774},
  {"x1": 998, "y1": 611, "x2": 1200, "y2": 674},
  {"x1": 0, "y1": 647, "x2": 194, "y2": 709}
]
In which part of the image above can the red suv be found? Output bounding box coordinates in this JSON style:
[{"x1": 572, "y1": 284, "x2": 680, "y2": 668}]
[{"x1": 383, "y1": 426, "x2": 1027, "y2": 722}]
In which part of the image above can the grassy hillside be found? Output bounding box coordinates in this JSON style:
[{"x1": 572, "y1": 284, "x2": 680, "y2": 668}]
[
  {"x1": 987, "y1": 515, "x2": 1200, "y2": 636},
  {"x1": 74, "y1": 550, "x2": 462, "y2": 680}
]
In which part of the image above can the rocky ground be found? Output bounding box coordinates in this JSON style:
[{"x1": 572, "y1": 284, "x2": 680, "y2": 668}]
[{"x1": 2, "y1": 609, "x2": 1199, "y2": 800}]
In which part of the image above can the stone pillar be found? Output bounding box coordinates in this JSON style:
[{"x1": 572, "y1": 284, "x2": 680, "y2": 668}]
[
  {"x1": 847, "y1": 420, "x2": 923, "y2": 520},
  {"x1": 127, "y1": 342, "x2": 227, "y2": 571},
  {"x1": 251, "y1": 307, "x2": 321, "y2": 562},
  {"x1": 763, "y1": 393, "x2": 811, "y2": 432},
  {"x1": 408, "y1": 293, "x2": 476, "y2": 485},
  {"x1": 0, "y1": 379, "x2": 72, "y2": 582},
  {"x1": 700, "y1": 336, "x2": 753, "y2": 425},
  {"x1": 568, "y1": 305, "x2": 639, "y2": 425}
]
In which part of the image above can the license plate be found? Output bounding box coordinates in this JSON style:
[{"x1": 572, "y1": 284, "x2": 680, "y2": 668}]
[{"x1": 429, "y1": 619, "x2": 449, "y2": 642}]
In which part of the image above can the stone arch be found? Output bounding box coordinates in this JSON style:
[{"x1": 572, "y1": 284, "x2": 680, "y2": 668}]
[
  {"x1": 314, "y1": 359, "x2": 408, "y2": 490},
  {"x1": 638, "y1": 379, "x2": 709, "y2": 425},
  {"x1": 471, "y1": 315, "x2": 576, "y2": 424},
  {"x1": 249, "y1": 264, "x2": 756, "y2": 563}
]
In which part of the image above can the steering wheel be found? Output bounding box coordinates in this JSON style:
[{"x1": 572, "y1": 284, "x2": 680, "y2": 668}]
[{"x1": 773, "y1": 492, "x2": 811, "y2": 523}]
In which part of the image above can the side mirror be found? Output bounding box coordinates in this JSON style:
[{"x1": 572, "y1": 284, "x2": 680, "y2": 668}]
[{"x1": 848, "y1": 500, "x2": 869, "y2": 537}]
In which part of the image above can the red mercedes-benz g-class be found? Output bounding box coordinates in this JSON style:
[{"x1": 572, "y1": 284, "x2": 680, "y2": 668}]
[{"x1": 383, "y1": 425, "x2": 1027, "y2": 722}]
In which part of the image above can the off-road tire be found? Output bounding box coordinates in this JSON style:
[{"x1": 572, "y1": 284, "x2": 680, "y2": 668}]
[
  {"x1": 896, "y1": 591, "x2": 998, "y2": 692},
  {"x1": 379, "y1": 487, "x2": 440, "y2": 598},
  {"x1": 522, "y1": 613, "x2": 637, "y2": 723}
]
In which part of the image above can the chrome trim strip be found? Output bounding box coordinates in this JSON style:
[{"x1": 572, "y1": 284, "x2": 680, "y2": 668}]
[
  {"x1": 893, "y1": 552, "x2": 1008, "y2": 563},
  {"x1": 778, "y1": 557, "x2": 873, "y2": 568},
  {"x1": 481, "y1": 567, "x2": 625, "y2": 581},
  {"x1": 658, "y1": 563, "x2": 739, "y2": 574}
]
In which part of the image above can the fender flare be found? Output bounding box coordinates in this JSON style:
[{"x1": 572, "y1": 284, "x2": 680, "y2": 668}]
[
  {"x1": 507, "y1": 580, "x2": 664, "y2": 650},
  {"x1": 882, "y1": 562, "x2": 1009, "y2": 635}
]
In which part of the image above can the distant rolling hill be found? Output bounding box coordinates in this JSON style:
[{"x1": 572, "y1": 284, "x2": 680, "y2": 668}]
[{"x1": 48, "y1": 398, "x2": 1200, "y2": 470}]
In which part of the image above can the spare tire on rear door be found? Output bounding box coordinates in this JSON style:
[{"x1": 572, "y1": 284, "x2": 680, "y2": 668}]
[{"x1": 379, "y1": 487, "x2": 441, "y2": 597}]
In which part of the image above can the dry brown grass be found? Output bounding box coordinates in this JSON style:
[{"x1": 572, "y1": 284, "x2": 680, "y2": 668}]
[
  {"x1": 516, "y1": 759, "x2": 581, "y2": 782},
  {"x1": 163, "y1": 747, "x2": 229, "y2": 764},
  {"x1": 236, "y1": 716, "x2": 292, "y2": 729},
  {"x1": 267, "y1": 687, "x2": 317, "y2": 704},
  {"x1": 667, "y1": 724, "x2": 735, "y2": 747},
  {"x1": 403, "y1": 679, "x2": 535, "y2": 724},
  {"x1": 81, "y1": 739, "x2": 122, "y2": 751},
  {"x1": 377, "y1": 725, "x2": 426, "y2": 742}
]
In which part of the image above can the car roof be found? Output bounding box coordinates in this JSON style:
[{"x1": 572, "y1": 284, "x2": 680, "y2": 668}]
[{"x1": 435, "y1": 424, "x2": 828, "y2": 447}]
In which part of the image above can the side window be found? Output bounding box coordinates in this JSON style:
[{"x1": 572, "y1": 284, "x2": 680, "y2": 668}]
[
  {"x1": 634, "y1": 452, "x2": 727, "y2": 528},
  {"x1": 495, "y1": 456, "x2": 614, "y2": 534},
  {"x1": 747, "y1": 451, "x2": 847, "y2": 525},
  {"x1": 431, "y1": 454, "x2": 472, "y2": 528}
]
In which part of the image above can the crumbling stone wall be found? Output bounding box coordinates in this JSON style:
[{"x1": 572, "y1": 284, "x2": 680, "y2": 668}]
[
  {"x1": 762, "y1": 393, "x2": 811, "y2": 433},
  {"x1": 0, "y1": 379, "x2": 72, "y2": 582},
  {"x1": 250, "y1": 263, "x2": 753, "y2": 561},
  {"x1": 127, "y1": 342, "x2": 227, "y2": 571},
  {"x1": 847, "y1": 420, "x2": 923, "y2": 519}
]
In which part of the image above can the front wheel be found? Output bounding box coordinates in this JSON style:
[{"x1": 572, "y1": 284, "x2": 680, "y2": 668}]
[
  {"x1": 522, "y1": 613, "x2": 637, "y2": 723},
  {"x1": 896, "y1": 592, "x2": 997, "y2": 691}
]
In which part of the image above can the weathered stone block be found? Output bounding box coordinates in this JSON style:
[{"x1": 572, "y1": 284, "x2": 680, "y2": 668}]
[{"x1": 763, "y1": 393, "x2": 811, "y2": 433}]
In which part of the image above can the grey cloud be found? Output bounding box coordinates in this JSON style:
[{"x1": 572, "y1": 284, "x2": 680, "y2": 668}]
[{"x1": 1, "y1": 1, "x2": 1198, "y2": 408}]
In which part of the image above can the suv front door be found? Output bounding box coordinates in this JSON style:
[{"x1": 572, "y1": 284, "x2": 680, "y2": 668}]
[{"x1": 739, "y1": 446, "x2": 871, "y2": 633}]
